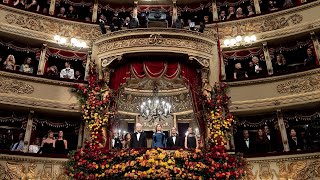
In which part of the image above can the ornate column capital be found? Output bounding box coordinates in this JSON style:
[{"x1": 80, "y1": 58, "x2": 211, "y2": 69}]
[
  {"x1": 188, "y1": 56, "x2": 210, "y2": 68},
  {"x1": 101, "y1": 55, "x2": 123, "y2": 68}
]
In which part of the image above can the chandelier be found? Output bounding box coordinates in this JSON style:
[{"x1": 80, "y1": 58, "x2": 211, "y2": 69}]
[
  {"x1": 223, "y1": 35, "x2": 257, "y2": 48},
  {"x1": 53, "y1": 35, "x2": 87, "y2": 50},
  {"x1": 140, "y1": 82, "x2": 172, "y2": 118}
]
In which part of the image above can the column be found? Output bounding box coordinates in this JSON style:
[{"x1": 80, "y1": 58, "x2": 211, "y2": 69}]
[
  {"x1": 77, "y1": 122, "x2": 84, "y2": 148},
  {"x1": 212, "y1": 0, "x2": 219, "y2": 21},
  {"x1": 253, "y1": 0, "x2": 261, "y2": 14},
  {"x1": 276, "y1": 109, "x2": 290, "y2": 152},
  {"x1": 209, "y1": 43, "x2": 220, "y2": 86},
  {"x1": 263, "y1": 42, "x2": 273, "y2": 75},
  {"x1": 49, "y1": 0, "x2": 56, "y2": 15},
  {"x1": 92, "y1": 0, "x2": 98, "y2": 23},
  {"x1": 220, "y1": 51, "x2": 226, "y2": 80},
  {"x1": 133, "y1": 0, "x2": 138, "y2": 19},
  {"x1": 23, "y1": 111, "x2": 34, "y2": 153},
  {"x1": 310, "y1": 32, "x2": 320, "y2": 64},
  {"x1": 84, "y1": 50, "x2": 92, "y2": 81},
  {"x1": 37, "y1": 44, "x2": 47, "y2": 75},
  {"x1": 172, "y1": 0, "x2": 178, "y2": 22},
  {"x1": 82, "y1": 124, "x2": 90, "y2": 147},
  {"x1": 173, "y1": 114, "x2": 177, "y2": 129}
]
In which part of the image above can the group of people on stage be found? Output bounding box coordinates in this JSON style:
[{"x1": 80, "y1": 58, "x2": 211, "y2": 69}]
[{"x1": 111, "y1": 123, "x2": 199, "y2": 149}]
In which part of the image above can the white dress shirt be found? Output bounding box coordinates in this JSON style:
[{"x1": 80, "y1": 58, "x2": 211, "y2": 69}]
[
  {"x1": 60, "y1": 68, "x2": 75, "y2": 79},
  {"x1": 11, "y1": 140, "x2": 24, "y2": 151},
  {"x1": 136, "y1": 132, "x2": 141, "y2": 141},
  {"x1": 245, "y1": 138, "x2": 250, "y2": 148},
  {"x1": 172, "y1": 136, "x2": 176, "y2": 144},
  {"x1": 267, "y1": 134, "x2": 271, "y2": 140},
  {"x1": 28, "y1": 145, "x2": 40, "y2": 153}
]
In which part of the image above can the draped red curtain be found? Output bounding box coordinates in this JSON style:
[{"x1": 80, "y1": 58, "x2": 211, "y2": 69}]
[{"x1": 46, "y1": 48, "x2": 88, "y2": 61}]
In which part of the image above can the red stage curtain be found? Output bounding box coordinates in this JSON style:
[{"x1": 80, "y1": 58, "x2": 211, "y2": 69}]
[
  {"x1": 165, "y1": 63, "x2": 180, "y2": 79},
  {"x1": 109, "y1": 63, "x2": 130, "y2": 90},
  {"x1": 144, "y1": 61, "x2": 166, "y2": 78},
  {"x1": 131, "y1": 61, "x2": 179, "y2": 80}
]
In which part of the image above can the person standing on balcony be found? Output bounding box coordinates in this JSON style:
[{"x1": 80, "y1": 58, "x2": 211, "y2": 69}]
[
  {"x1": 57, "y1": 7, "x2": 67, "y2": 18},
  {"x1": 66, "y1": 5, "x2": 78, "y2": 19},
  {"x1": 152, "y1": 124, "x2": 166, "y2": 148},
  {"x1": 3, "y1": 54, "x2": 16, "y2": 70},
  {"x1": 111, "y1": 130, "x2": 122, "y2": 149},
  {"x1": 255, "y1": 129, "x2": 270, "y2": 153},
  {"x1": 25, "y1": 0, "x2": 37, "y2": 11},
  {"x1": 288, "y1": 128, "x2": 303, "y2": 151},
  {"x1": 236, "y1": 130, "x2": 255, "y2": 154},
  {"x1": 185, "y1": 127, "x2": 198, "y2": 149},
  {"x1": 166, "y1": 127, "x2": 181, "y2": 148},
  {"x1": 60, "y1": 61, "x2": 75, "y2": 79},
  {"x1": 28, "y1": 137, "x2": 40, "y2": 153},
  {"x1": 10, "y1": 133, "x2": 24, "y2": 152},
  {"x1": 304, "y1": 48, "x2": 316, "y2": 67},
  {"x1": 19, "y1": 57, "x2": 34, "y2": 73},
  {"x1": 131, "y1": 123, "x2": 147, "y2": 148},
  {"x1": 55, "y1": 131, "x2": 68, "y2": 154},
  {"x1": 13, "y1": 0, "x2": 25, "y2": 8}
]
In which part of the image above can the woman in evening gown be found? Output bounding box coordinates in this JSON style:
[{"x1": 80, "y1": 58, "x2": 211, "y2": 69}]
[
  {"x1": 55, "y1": 131, "x2": 68, "y2": 154},
  {"x1": 152, "y1": 124, "x2": 166, "y2": 148},
  {"x1": 185, "y1": 127, "x2": 199, "y2": 149},
  {"x1": 39, "y1": 130, "x2": 55, "y2": 154}
]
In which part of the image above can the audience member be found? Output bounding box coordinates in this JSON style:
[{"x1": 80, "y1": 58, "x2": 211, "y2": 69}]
[
  {"x1": 47, "y1": 65, "x2": 59, "y2": 78},
  {"x1": 227, "y1": 7, "x2": 236, "y2": 20},
  {"x1": 42, "y1": 7, "x2": 48, "y2": 14},
  {"x1": 3, "y1": 54, "x2": 16, "y2": 70},
  {"x1": 288, "y1": 128, "x2": 303, "y2": 151},
  {"x1": 300, "y1": 129, "x2": 311, "y2": 150},
  {"x1": 247, "y1": 61, "x2": 256, "y2": 77},
  {"x1": 111, "y1": 130, "x2": 122, "y2": 149},
  {"x1": 98, "y1": 14, "x2": 107, "y2": 34},
  {"x1": 129, "y1": 17, "x2": 139, "y2": 29},
  {"x1": 13, "y1": 0, "x2": 25, "y2": 8},
  {"x1": 55, "y1": 131, "x2": 68, "y2": 154},
  {"x1": 237, "y1": 130, "x2": 255, "y2": 154},
  {"x1": 268, "y1": 0, "x2": 278, "y2": 11},
  {"x1": 304, "y1": 48, "x2": 316, "y2": 67},
  {"x1": 122, "y1": 133, "x2": 131, "y2": 149},
  {"x1": 74, "y1": 70, "x2": 82, "y2": 80},
  {"x1": 247, "y1": 5, "x2": 255, "y2": 16},
  {"x1": 130, "y1": 123, "x2": 147, "y2": 148},
  {"x1": 187, "y1": 19, "x2": 195, "y2": 31},
  {"x1": 25, "y1": 0, "x2": 37, "y2": 11},
  {"x1": 273, "y1": 54, "x2": 287, "y2": 73},
  {"x1": 66, "y1": 5, "x2": 78, "y2": 19},
  {"x1": 199, "y1": 22, "x2": 205, "y2": 33},
  {"x1": 219, "y1": 10, "x2": 226, "y2": 21},
  {"x1": 264, "y1": 125, "x2": 277, "y2": 152},
  {"x1": 283, "y1": 0, "x2": 294, "y2": 8},
  {"x1": 19, "y1": 57, "x2": 33, "y2": 73},
  {"x1": 255, "y1": 129, "x2": 270, "y2": 153},
  {"x1": 251, "y1": 56, "x2": 267, "y2": 75},
  {"x1": 10, "y1": 132, "x2": 24, "y2": 151},
  {"x1": 28, "y1": 137, "x2": 40, "y2": 153},
  {"x1": 85, "y1": 17, "x2": 91, "y2": 22},
  {"x1": 123, "y1": 17, "x2": 130, "y2": 28},
  {"x1": 152, "y1": 124, "x2": 166, "y2": 148},
  {"x1": 60, "y1": 61, "x2": 75, "y2": 79},
  {"x1": 166, "y1": 127, "x2": 181, "y2": 148},
  {"x1": 185, "y1": 127, "x2": 198, "y2": 149},
  {"x1": 39, "y1": 130, "x2": 55, "y2": 154},
  {"x1": 172, "y1": 18, "x2": 183, "y2": 29},
  {"x1": 236, "y1": 7, "x2": 245, "y2": 18},
  {"x1": 57, "y1": 7, "x2": 66, "y2": 18},
  {"x1": 234, "y1": 63, "x2": 248, "y2": 79}
]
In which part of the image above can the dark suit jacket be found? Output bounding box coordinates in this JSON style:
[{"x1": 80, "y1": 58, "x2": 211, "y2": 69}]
[
  {"x1": 237, "y1": 138, "x2": 255, "y2": 154},
  {"x1": 130, "y1": 132, "x2": 147, "y2": 148},
  {"x1": 288, "y1": 136, "x2": 303, "y2": 151},
  {"x1": 112, "y1": 137, "x2": 122, "y2": 149},
  {"x1": 166, "y1": 135, "x2": 181, "y2": 148}
]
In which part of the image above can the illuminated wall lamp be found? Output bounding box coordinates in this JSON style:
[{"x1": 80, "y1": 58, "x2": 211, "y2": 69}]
[
  {"x1": 224, "y1": 35, "x2": 257, "y2": 48},
  {"x1": 54, "y1": 35, "x2": 87, "y2": 49}
]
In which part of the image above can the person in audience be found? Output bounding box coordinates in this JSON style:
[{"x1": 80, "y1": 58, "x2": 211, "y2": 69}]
[
  {"x1": 300, "y1": 129, "x2": 311, "y2": 150},
  {"x1": 247, "y1": 61, "x2": 256, "y2": 77},
  {"x1": 274, "y1": 54, "x2": 287, "y2": 73},
  {"x1": 10, "y1": 132, "x2": 24, "y2": 151},
  {"x1": 234, "y1": 63, "x2": 248, "y2": 80},
  {"x1": 304, "y1": 48, "x2": 316, "y2": 67},
  {"x1": 123, "y1": 17, "x2": 130, "y2": 28},
  {"x1": 167, "y1": 127, "x2": 180, "y2": 148},
  {"x1": 236, "y1": 7, "x2": 245, "y2": 18},
  {"x1": 55, "y1": 131, "x2": 68, "y2": 154},
  {"x1": 111, "y1": 130, "x2": 122, "y2": 149},
  {"x1": 2, "y1": 0, "x2": 10, "y2": 4},
  {"x1": 268, "y1": 0, "x2": 278, "y2": 11},
  {"x1": 19, "y1": 57, "x2": 33, "y2": 73},
  {"x1": 288, "y1": 128, "x2": 303, "y2": 151},
  {"x1": 13, "y1": 0, "x2": 25, "y2": 8},
  {"x1": 40, "y1": 130, "x2": 55, "y2": 154},
  {"x1": 66, "y1": 5, "x2": 78, "y2": 19},
  {"x1": 247, "y1": 5, "x2": 255, "y2": 16},
  {"x1": 131, "y1": 123, "x2": 147, "y2": 148},
  {"x1": 57, "y1": 7, "x2": 66, "y2": 18},
  {"x1": 237, "y1": 130, "x2": 255, "y2": 154},
  {"x1": 252, "y1": 56, "x2": 267, "y2": 75},
  {"x1": 129, "y1": 17, "x2": 140, "y2": 29},
  {"x1": 219, "y1": 10, "x2": 226, "y2": 21},
  {"x1": 187, "y1": 19, "x2": 195, "y2": 31},
  {"x1": 283, "y1": 0, "x2": 294, "y2": 8},
  {"x1": 47, "y1": 65, "x2": 59, "y2": 78},
  {"x1": 42, "y1": 7, "x2": 48, "y2": 14},
  {"x1": 60, "y1": 61, "x2": 75, "y2": 79},
  {"x1": 28, "y1": 137, "x2": 40, "y2": 153},
  {"x1": 85, "y1": 17, "x2": 91, "y2": 22},
  {"x1": 98, "y1": 14, "x2": 107, "y2": 34},
  {"x1": 255, "y1": 129, "x2": 271, "y2": 153},
  {"x1": 185, "y1": 127, "x2": 198, "y2": 149},
  {"x1": 3, "y1": 54, "x2": 16, "y2": 70},
  {"x1": 122, "y1": 133, "x2": 131, "y2": 149},
  {"x1": 227, "y1": 6, "x2": 236, "y2": 20},
  {"x1": 152, "y1": 124, "x2": 166, "y2": 148},
  {"x1": 25, "y1": 0, "x2": 37, "y2": 11},
  {"x1": 74, "y1": 70, "x2": 82, "y2": 80},
  {"x1": 264, "y1": 125, "x2": 277, "y2": 152},
  {"x1": 199, "y1": 22, "x2": 205, "y2": 33}
]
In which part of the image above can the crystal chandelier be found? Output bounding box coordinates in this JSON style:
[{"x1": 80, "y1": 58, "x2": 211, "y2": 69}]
[{"x1": 140, "y1": 82, "x2": 172, "y2": 117}]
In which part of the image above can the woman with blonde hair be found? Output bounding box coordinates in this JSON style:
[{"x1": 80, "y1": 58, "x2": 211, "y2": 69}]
[
  {"x1": 185, "y1": 127, "x2": 199, "y2": 149},
  {"x1": 152, "y1": 124, "x2": 166, "y2": 148},
  {"x1": 3, "y1": 54, "x2": 16, "y2": 70}
]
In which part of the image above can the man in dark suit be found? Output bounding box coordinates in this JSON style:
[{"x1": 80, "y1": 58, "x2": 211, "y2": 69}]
[
  {"x1": 111, "y1": 131, "x2": 122, "y2": 149},
  {"x1": 264, "y1": 125, "x2": 278, "y2": 152},
  {"x1": 288, "y1": 128, "x2": 303, "y2": 151},
  {"x1": 236, "y1": 130, "x2": 255, "y2": 154},
  {"x1": 130, "y1": 123, "x2": 147, "y2": 148},
  {"x1": 166, "y1": 127, "x2": 181, "y2": 148}
]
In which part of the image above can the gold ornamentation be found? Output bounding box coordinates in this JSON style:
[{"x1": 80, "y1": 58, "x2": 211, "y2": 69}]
[
  {"x1": 218, "y1": 22, "x2": 262, "y2": 38},
  {"x1": 101, "y1": 55, "x2": 122, "y2": 68},
  {"x1": 148, "y1": 34, "x2": 163, "y2": 45},
  {"x1": 243, "y1": 163, "x2": 258, "y2": 180},
  {"x1": 0, "y1": 77, "x2": 34, "y2": 94},
  {"x1": 277, "y1": 74, "x2": 320, "y2": 94},
  {"x1": 6, "y1": 162, "x2": 37, "y2": 180},
  {"x1": 189, "y1": 56, "x2": 210, "y2": 68},
  {"x1": 5, "y1": 14, "x2": 100, "y2": 40},
  {"x1": 273, "y1": 161, "x2": 307, "y2": 180},
  {"x1": 261, "y1": 14, "x2": 303, "y2": 32},
  {"x1": 259, "y1": 162, "x2": 273, "y2": 180}
]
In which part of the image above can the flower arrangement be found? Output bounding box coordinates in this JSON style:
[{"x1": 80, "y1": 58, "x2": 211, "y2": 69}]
[{"x1": 66, "y1": 66, "x2": 245, "y2": 179}]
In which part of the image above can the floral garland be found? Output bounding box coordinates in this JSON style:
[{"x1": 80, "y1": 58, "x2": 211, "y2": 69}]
[{"x1": 66, "y1": 66, "x2": 245, "y2": 179}]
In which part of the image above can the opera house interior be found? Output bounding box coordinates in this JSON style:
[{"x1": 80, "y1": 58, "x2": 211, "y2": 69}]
[{"x1": 0, "y1": 0, "x2": 320, "y2": 179}]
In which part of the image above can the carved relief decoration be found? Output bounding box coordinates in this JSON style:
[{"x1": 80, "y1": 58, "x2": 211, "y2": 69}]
[
  {"x1": 242, "y1": 163, "x2": 258, "y2": 180},
  {"x1": 189, "y1": 56, "x2": 210, "y2": 68},
  {"x1": 0, "y1": 77, "x2": 34, "y2": 94},
  {"x1": 101, "y1": 55, "x2": 123, "y2": 68},
  {"x1": 273, "y1": 161, "x2": 307, "y2": 180},
  {"x1": 258, "y1": 162, "x2": 273, "y2": 180},
  {"x1": 148, "y1": 34, "x2": 163, "y2": 45},
  {"x1": 218, "y1": 14, "x2": 303, "y2": 38},
  {"x1": 98, "y1": 37, "x2": 213, "y2": 55},
  {"x1": 5, "y1": 14, "x2": 101, "y2": 40},
  {"x1": 277, "y1": 74, "x2": 320, "y2": 94}
]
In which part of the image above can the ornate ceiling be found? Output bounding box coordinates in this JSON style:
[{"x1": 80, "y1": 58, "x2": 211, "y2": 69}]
[{"x1": 99, "y1": 0, "x2": 210, "y2": 5}]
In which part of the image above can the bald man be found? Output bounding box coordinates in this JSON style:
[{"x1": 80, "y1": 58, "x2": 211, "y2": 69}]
[{"x1": 130, "y1": 123, "x2": 147, "y2": 148}]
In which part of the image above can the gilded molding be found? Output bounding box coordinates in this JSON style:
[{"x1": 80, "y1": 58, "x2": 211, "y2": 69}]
[
  {"x1": 0, "y1": 77, "x2": 34, "y2": 94},
  {"x1": 189, "y1": 56, "x2": 210, "y2": 68},
  {"x1": 277, "y1": 74, "x2": 320, "y2": 94},
  {"x1": 101, "y1": 55, "x2": 123, "y2": 68},
  {"x1": 247, "y1": 153, "x2": 320, "y2": 163}
]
